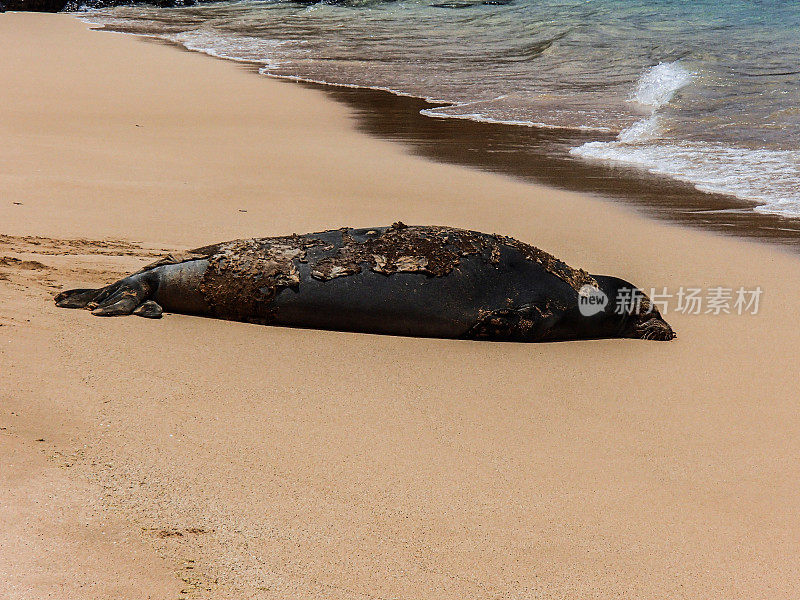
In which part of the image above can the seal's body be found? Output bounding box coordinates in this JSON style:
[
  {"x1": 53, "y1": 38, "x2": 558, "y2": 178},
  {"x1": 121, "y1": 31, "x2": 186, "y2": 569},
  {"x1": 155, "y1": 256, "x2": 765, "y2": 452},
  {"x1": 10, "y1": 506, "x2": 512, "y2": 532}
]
[{"x1": 55, "y1": 224, "x2": 675, "y2": 342}]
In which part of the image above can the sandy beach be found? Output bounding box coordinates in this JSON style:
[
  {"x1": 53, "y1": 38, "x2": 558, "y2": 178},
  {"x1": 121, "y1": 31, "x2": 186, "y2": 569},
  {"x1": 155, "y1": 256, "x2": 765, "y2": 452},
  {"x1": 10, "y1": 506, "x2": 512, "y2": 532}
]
[{"x1": 3, "y1": 12, "x2": 800, "y2": 599}]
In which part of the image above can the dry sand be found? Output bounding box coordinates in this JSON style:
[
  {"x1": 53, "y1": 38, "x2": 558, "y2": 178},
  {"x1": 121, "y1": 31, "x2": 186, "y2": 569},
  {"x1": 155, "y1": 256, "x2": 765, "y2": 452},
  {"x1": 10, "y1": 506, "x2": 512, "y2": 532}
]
[{"x1": 2, "y1": 13, "x2": 800, "y2": 599}]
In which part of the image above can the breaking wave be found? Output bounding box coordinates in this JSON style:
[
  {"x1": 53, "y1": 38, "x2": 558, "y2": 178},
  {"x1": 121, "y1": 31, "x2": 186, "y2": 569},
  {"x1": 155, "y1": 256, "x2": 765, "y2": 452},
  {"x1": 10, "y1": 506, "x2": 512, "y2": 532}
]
[{"x1": 572, "y1": 62, "x2": 800, "y2": 216}]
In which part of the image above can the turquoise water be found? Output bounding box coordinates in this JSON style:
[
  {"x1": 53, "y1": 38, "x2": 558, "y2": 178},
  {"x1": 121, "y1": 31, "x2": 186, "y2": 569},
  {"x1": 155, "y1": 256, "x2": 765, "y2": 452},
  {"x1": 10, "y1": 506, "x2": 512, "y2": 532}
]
[{"x1": 80, "y1": 0, "x2": 800, "y2": 215}]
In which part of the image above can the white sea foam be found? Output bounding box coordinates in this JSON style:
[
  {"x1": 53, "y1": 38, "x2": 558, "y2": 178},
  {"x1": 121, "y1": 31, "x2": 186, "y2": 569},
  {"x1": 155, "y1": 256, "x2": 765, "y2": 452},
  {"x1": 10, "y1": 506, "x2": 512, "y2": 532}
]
[
  {"x1": 630, "y1": 61, "x2": 694, "y2": 109},
  {"x1": 573, "y1": 141, "x2": 800, "y2": 216},
  {"x1": 258, "y1": 68, "x2": 455, "y2": 103},
  {"x1": 419, "y1": 105, "x2": 614, "y2": 132},
  {"x1": 617, "y1": 61, "x2": 693, "y2": 143},
  {"x1": 73, "y1": 19, "x2": 285, "y2": 68},
  {"x1": 617, "y1": 114, "x2": 661, "y2": 143},
  {"x1": 168, "y1": 30, "x2": 284, "y2": 68},
  {"x1": 572, "y1": 61, "x2": 800, "y2": 216}
]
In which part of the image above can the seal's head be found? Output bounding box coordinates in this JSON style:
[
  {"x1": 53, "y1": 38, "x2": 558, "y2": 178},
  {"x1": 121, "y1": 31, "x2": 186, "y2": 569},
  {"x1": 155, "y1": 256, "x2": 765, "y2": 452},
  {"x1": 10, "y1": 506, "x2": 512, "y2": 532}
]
[
  {"x1": 557, "y1": 276, "x2": 675, "y2": 342},
  {"x1": 591, "y1": 275, "x2": 675, "y2": 341},
  {"x1": 623, "y1": 302, "x2": 676, "y2": 341}
]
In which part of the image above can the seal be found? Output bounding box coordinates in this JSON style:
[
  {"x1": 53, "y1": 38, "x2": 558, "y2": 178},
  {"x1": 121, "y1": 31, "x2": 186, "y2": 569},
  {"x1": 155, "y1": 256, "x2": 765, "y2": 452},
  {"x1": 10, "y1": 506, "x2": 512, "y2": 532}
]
[{"x1": 54, "y1": 223, "x2": 675, "y2": 342}]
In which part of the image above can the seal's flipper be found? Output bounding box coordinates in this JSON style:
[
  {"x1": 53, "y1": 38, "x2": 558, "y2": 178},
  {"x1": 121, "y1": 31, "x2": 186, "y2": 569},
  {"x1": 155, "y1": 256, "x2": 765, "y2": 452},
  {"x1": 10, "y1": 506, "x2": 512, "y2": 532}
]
[
  {"x1": 85, "y1": 282, "x2": 124, "y2": 308},
  {"x1": 54, "y1": 288, "x2": 102, "y2": 309},
  {"x1": 55, "y1": 276, "x2": 154, "y2": 318},
  {"x1": 133, "y1": 300, "x2": 163, "y2": 319},
  {"x1": 91, "y1": 294, "x2": 142, "y2": 316},
  {"x1": 91, "y1": 279, "x2": 152, "y2": 317}
]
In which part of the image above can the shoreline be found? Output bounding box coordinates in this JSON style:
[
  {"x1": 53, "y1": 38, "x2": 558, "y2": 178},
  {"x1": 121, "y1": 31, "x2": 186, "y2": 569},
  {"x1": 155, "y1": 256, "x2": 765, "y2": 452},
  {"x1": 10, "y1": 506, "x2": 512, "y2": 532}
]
[
  {"x1": 4, "y1": 13, "x2": 800, "y2": 599},
  {"x1": 96, "y1": 21, "x2": 800, "y2": 250},
  {"x1": 311, "y1": 82, "x2": 800, "y2": 248}
]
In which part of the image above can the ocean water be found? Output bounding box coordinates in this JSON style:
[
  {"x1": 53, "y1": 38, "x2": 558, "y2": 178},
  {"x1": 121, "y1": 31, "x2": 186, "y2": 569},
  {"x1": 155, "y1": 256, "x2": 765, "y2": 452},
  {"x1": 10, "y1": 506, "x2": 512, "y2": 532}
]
[{"x1": 78, "y1": 0, "x2": 800, "y2": 217}]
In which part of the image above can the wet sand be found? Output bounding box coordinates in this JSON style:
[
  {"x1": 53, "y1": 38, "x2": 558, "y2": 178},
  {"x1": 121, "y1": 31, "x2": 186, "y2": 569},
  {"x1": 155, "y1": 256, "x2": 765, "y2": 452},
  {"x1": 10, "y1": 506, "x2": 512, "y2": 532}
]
[{"x1": 3, "y1": 13, "x2": 800, "y2": 599}]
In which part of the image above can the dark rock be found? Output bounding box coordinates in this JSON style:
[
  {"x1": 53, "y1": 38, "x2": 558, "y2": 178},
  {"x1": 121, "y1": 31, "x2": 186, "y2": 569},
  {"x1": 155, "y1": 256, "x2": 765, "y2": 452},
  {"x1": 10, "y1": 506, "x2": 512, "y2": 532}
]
[{"x1": 3, "y1": 0, "x2": 69, "y2": 10}]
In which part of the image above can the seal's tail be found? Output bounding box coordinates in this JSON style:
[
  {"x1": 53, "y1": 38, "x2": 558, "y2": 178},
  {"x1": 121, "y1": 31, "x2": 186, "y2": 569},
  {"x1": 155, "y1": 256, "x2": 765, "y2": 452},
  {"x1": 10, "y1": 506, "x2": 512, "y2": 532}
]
[{"x1": 55, "y1": 277, "x2": 163, "y2": 318}]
